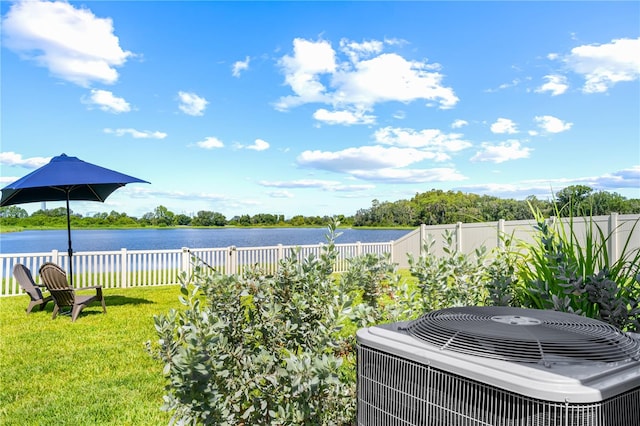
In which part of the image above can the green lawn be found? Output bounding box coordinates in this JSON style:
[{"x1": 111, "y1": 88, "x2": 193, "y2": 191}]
[{"x1": 0, "y1": 285, "x2": 181, "y2": 425}]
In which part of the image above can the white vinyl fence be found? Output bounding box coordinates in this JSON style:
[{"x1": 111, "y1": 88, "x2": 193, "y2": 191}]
[
  {"x1": 0, "y1": 241, "x2": 392, "y2": 297},
  {"x1": 2, "y1": 213, "x2": 638, "y2": 297},
  {"x1": 392, "y1": 213, "x2": 640, "y2": 269}
]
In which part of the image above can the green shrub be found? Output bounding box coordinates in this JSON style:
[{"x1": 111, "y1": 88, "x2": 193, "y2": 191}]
[
  {"x1": 151, "y1": 220, "x2": 357, "y2": 425},
  {"x1": 407, "y1": 230, "x2": 489, "y2": 312}
]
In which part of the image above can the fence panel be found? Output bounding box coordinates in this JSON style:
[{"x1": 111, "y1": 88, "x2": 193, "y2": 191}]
[{"x1": 392, "y1": 214, "x2": 639, "y2": 269}]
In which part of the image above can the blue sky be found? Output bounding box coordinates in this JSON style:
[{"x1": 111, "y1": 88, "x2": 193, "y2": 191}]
[{"x1": 1, "y1": 1, "x2": 639, "y2": 219}]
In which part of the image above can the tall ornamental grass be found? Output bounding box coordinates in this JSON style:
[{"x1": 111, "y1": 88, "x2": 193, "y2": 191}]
[{"x1": 515, "y1": 207, "x2": 640, "y2": 331}]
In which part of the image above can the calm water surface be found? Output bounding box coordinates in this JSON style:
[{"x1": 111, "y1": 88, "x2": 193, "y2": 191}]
[{"x1": 0, "y1": 228, "x2": 412, "y2": 254}]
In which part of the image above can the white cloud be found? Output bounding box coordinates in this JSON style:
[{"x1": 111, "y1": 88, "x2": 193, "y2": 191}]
[
  {"x1": 259, "y1": 179, "x2": 375, "y2": 192},
  {"x1": 562, "y1": 37, "x2": 640, "y2": 93},
  {"x1": 591, "y1": 166, "x2": 640, "y2": 190},
  {"x1": 392, "y1": 110, "x2": 406, "y2": 120},
  {"x1": 454, "y1": 182, "x2": 550, "y2": 199},
  {"x1": 267, "y1": 190, "x2": 294, "y2": 198},
  {"x1": 275, "y1": 38, "x2": 336, "y2": 109},
  {"x1": 457, "y1": 166, "x2": 640, "y2": 199},
  {"x1": 129, "y1": 187, "x2": 228, "y2": 202},
  {"x1": 333, "y1": 53, "x2": 457, "y2": 109},
  {"x1": 471, "y1": 140, "x2": 531, "y2": 163},
  {"x1": 313, "y1": 108, "x2": 376, "y2": 125},
  {"x1": 260, "y1": 179, "x2": 341, "y2": 189},
  {"x1": 0, "y1": 151, "x2": 50, "y2": 169},
  {"x1": 232, "y1": 56, "x2": 250, "y2": 77},
  {"x1": 246, "y1": 139, "x2": 270, "y2": 151},
  {"x1": 276, "y1": 37, "x2": 458, "y2": 117},
  {"x1": 84, "y1": 89, "x2": 130, "y2": 113},
  {"x1": 103, "y1": 128, "x2": 167, "y2": 139},
  {"x1": 1, "y1": 176, "x2": 20, "y2": 184},
  {"x1": 178, "y1": 91, "x2": 208, "y2": 116},
  {"x1": 485, "y1": 79, "x2": 523, "y2": 93},
  {"x1": 351, "y1": 167, "x2": 467, "y2": 183},
  {"x1": 451, "y1": 119, "x2": 468, "y2": 129},
  {"x1": 536, "y1": 74, "x2": 568, "y2": 96},
  {"x1": 339, "y1": 38, "x2": 384, "y2": 62},
  {"x1": 297, "y1": 145, "x2": 446, "y2": 172},
  {"x1": 534, "y1": 115, "x2": 573, "y2": 133},
  {"x1": 2, "y1": 0, "x2": 132, "y2": 86},
  {"x1": 374, "y1": 126, "x2": 471, "y2": 153},
  {"x1": 490, "y1": 118, "x2": 518, "y2": 134},
  {"x1": 195, "y1": 136, "x2": 224, "y2": 149}
]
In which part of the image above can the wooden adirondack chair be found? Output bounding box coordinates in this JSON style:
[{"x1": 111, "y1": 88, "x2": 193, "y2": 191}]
[
  {"x1": 39, "y1": 262, "x2": 106, "y2": 322},
  {"x1": 13, "y1": 264, "x2": 53, "y2": 314}
]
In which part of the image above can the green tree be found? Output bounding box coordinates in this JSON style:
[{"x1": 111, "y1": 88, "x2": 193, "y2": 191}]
[
  {"x1": 555, "y1": 185, "x2": 593, "y2": 216},
  {"x1": 148, "y1": 205, "x2": 174, "y2": 226},
  {"x1": 191, "y1": 210, "x2": 226, "y2": 226},
  {"x1": 0, "y1": 206, "x2": 28, "y2": 218},
  {"x1": 174, "y1": 214, "x2": 192, "y2": 226}
]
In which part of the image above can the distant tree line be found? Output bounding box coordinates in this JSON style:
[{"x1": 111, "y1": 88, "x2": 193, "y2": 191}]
[
  {"x1": 1, "y1": 185, "x2": 639, "y2": 229},
  {"x1": 354, "y1": 185, "x2": 640, "y2": 226}
]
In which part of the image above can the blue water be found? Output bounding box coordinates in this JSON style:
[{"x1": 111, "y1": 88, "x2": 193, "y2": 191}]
[{"x1": 0, "y1": 228, "x2": 411, "y2": 254}]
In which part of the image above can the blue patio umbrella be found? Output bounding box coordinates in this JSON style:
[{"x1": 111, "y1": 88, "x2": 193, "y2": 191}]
[{"x1": 1, "y1": 153, "x2": 149, "y2": 285}]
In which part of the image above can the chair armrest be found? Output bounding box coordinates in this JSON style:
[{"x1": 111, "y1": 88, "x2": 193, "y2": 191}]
[{"x1": 73, "y1": 285, "x2": 103, "y2": 290}]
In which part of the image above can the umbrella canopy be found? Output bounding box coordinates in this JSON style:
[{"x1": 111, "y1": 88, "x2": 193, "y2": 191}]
[
  {"x1": 1, "y1": 153, "x2": 148, "y2": 206},
  {"x1": 1, "y1": 153, "x2": 149, "y2": 285}
]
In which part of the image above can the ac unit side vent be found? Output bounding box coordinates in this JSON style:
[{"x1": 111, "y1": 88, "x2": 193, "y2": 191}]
[
  {"x1": 357, "y1": 345, "x2": 640, "y2": 426},
  {"x1": 405, "y1": 307, "x2": 640, "y2": 363}
]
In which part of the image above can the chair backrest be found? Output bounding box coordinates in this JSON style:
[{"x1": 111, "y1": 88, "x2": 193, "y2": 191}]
[
  {"x1": 13, "y1": 264, "x2": 44, "y2": 301},
  {"x1": 39, "y1": 262, "x2": 75, "y2": 307}
]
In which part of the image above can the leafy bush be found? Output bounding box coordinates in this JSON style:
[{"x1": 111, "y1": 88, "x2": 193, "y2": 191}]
[
  {"x1": 484, "y1": 235, "x2": 520, "y2": 307},
  {"x1": 407, "y1": 230, "x2": 489, "y2": 311},
  {"x1": 151, "y1": 221, "x2": 357, "y2": 425}
]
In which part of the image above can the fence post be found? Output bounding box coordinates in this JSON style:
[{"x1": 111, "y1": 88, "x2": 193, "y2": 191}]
[
  {"x1": 277, "y1": 244, "x2": 284, "y2": 263},
  {"x1": 609, "y1": 213, "x2": 619, "y2": 265},
  {"x1": 120, "y1": 248, "x2": 128, "y2": 289},
  {"x1": 52, "y1": 249, "x2": 59, "y2": 265},
  {"x1": 498, "y1": 219, "x2": 505, "y2": 249},
  {"x1": 228, "y1": 246, "x2": 237, "y2": 276},
  {"x1": 456, "y1": 222, "x2": 463, "y2": 252},
  {"x1": 181, "y1": 247, "x2": 191, "y2": 280}
]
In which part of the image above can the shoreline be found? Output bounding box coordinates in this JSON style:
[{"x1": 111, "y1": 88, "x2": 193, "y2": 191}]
[{"x1": 1, "y1": 224, "x2": 414, "y2": 234}]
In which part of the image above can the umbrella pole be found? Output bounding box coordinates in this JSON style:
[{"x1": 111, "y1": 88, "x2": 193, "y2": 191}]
[{"x1": 66, "y1": 190, "x2": 74, "y2": 287}]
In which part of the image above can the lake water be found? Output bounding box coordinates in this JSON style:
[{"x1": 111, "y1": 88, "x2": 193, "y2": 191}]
[{"x1": 0, "y1": 228, "x2": 412, "y2": 254}]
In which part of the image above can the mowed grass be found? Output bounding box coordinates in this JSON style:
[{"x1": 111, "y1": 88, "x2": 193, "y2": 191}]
[{"x1": 0, "y1": 285, "x2": 182, "y2": 425}]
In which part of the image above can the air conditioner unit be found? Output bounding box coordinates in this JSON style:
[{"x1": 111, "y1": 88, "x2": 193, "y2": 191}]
[{"x1": 356, "y1": 306, "x2": 640, "y2": 426}]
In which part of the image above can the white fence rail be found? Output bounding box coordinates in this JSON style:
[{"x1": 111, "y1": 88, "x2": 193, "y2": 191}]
[
  {"x1": 2, "y1": 213, "x2": 638, "y2": 297},
  {"x1": 0, "y1": 242, "x2": 392, "y2": 297}
]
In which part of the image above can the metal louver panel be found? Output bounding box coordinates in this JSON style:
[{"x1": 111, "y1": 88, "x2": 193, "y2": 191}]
[
  {"x1": 357, "y1": 345, "x2": 640, "y2": 426},
  {"x1": 405, "y1": 307, "x2": 640, "y2": 363}
]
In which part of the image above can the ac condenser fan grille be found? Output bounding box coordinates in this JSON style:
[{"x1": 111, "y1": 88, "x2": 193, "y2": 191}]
[{"x1": 406, "y1": 306, "x2": 640, "y2": 363}]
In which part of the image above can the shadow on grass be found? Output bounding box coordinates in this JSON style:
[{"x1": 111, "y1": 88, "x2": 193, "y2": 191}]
[
  {"x1": 39, "y1": 295, "x2": 155, "y2": 320},
  {"x1": 103, "y1": 295, "x2": 155, "y2": 306}
]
